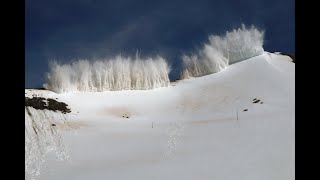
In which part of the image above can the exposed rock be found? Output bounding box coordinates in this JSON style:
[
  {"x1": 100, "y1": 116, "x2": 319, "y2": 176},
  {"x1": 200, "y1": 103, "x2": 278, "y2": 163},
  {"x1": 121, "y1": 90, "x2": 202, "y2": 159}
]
[
  {"x1": 25, "y1": 97, "x2": 71, "y2": 114},
  {"x1": 253, "y1": 100, "x2": 260, "y2": 103}
]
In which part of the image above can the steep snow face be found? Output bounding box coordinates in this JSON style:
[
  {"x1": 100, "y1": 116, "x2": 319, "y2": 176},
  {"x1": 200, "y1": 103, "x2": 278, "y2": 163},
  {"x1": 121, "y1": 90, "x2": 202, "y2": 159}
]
[
  {"x1": 25, "y1": 106, "x2": 70, "y2": 179},
  {"x1": 44, "y1": 56, "x2": 170, "y2": 93},
  {"x1": 25, "y1": 52, "x2": 294, "y2": 180},
  {"x1": 181, "y1": 24, "x2": 264, "y2": 79}
]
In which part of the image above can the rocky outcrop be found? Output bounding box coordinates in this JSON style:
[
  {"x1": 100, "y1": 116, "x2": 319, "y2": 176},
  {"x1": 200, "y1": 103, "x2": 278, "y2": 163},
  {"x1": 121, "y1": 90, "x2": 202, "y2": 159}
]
[{"x1": 25, "y1": 97, "x2": 71, "y2": 114}]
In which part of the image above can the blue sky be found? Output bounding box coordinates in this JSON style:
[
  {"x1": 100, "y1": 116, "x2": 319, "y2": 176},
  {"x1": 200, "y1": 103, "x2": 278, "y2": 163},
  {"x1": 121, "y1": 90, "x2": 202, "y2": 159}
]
[{"x1": 26, "y1": 0, "x2": 295, "y2": 88}]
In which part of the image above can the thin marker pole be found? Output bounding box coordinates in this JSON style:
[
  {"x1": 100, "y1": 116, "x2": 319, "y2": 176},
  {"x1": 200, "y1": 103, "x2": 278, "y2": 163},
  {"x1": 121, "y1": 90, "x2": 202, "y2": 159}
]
[{"x1": 237, "y1": 108, "x2": 238, "y2": 120}]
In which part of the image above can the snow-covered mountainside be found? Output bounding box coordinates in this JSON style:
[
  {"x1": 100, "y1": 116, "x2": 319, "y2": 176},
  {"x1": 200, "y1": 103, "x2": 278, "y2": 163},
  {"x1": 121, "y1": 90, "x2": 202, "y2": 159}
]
[{"x1": 25, "y1": 52, "x2": 294, "y2": 180}]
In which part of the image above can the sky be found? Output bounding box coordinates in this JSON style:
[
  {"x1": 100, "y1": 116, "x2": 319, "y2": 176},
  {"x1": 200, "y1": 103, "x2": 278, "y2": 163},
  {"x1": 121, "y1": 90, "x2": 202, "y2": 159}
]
[{"x1": 26, "y1": 0, "x2": 295, "y2": 88}]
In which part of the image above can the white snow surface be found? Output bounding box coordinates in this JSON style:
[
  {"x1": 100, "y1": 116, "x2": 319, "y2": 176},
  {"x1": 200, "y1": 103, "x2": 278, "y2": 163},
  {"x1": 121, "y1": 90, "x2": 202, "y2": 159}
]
[{"x1": 25, "y1": 52, "x2": 294, "y2": 180}]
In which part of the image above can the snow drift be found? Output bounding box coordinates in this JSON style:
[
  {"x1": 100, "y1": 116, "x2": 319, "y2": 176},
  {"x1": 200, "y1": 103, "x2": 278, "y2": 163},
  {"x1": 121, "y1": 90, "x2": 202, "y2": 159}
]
[
  {"x1": 44, "y1": 56, "x2": 171, "y2": 93},
  {"x1": 181, "y1": 24, "x2": 264, "y2": 79}
]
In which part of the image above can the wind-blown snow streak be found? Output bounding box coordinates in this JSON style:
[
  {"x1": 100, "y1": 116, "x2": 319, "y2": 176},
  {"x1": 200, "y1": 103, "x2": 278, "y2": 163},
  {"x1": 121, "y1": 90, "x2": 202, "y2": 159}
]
[
  {"x1": 181, "y1": 24, "x2": 264, "y2": 79},
  {"x1": 44, "y1": 56, "x2": 170, "y2": 93},
  {"x1": 25, "y1": 107, "x2": 69, "y2": 179}
]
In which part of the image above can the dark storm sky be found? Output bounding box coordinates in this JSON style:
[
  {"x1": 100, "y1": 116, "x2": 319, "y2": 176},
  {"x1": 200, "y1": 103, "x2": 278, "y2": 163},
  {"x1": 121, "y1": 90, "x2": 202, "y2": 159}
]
[{"x1": 26, "y1": 0, "x2": 295, "y2": 88}]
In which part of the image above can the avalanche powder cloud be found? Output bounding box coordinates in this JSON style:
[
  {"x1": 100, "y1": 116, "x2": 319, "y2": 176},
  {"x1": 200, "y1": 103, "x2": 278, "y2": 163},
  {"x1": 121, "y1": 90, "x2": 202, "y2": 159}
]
[
  {"x1": 44, "y1": 55, "x2": 171, "y2": 93},
  {"x1": 181, "y1": 24, "x2": 264, "y2": 79},
  {"x1": 44, "y1": 24, "x2": 264, "y2": 93}
]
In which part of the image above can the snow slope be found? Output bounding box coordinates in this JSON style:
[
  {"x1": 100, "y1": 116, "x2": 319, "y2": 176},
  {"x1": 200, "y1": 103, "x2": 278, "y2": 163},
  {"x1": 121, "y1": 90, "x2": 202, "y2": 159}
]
[{"x1": 25, "y1": 52, "x2": 294, "y2": 180}]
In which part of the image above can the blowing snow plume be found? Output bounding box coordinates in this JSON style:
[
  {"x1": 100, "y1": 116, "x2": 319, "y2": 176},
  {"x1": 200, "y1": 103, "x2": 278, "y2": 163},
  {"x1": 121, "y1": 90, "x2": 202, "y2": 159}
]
[
  {"x1": 44, "y1": 55, "x2": 170, "y2": 93},
  {"x1": 181, "y1": 24, "x2": 264, "y2": 79}
]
